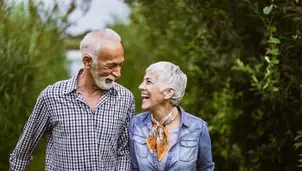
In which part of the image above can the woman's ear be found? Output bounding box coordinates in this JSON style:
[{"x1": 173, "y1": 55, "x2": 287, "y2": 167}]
[{"x1": 164, "y1": 88, "x2": 175, "y2": 100}]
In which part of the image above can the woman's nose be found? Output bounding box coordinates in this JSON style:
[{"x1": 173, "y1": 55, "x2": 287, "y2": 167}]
[{"x1": 138, "y1": 82, "x2": 144, "y2": 90}]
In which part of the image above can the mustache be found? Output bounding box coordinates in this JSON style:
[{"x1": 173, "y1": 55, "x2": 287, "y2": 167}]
[
  {"x1": 93, "y1": 75, "x2": 116, "y2": 82},
  {"x1": 103, "y1": 75, "x2": 116, "y2": 81}
]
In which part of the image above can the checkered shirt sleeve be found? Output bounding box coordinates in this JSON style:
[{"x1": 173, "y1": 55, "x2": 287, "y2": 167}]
[{"x1": 9, "y1": 87, "x2": 50, "y2": 171}]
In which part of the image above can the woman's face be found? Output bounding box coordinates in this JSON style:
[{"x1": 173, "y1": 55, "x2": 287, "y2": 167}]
[{"x1": 138, "y1": 72, "x2": 166, "y2": 111}]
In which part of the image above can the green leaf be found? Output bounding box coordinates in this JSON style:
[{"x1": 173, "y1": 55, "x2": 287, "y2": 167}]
[
  {"x1": 268, "y1": 37, "x2": 281, "y2": 44},
  {"x1": 264, "y1": 56, "x2": 270, "y2": 63},
  {"x1": 4, "y1": 91, "x2": 10, "y2": 101},
  {"x1": 292, "y1": 35, "x2": 298, "y2": 39},
  {"x1": 270, "y1": 48, "x2": 280, "y2": 56},
  {"x1": 272, "y1": 59, "x2": 279, "y2": 64},
  {"x1": 263, "y1": 82, "x2": 269, "y2": 89},
  {"x1": 236, "y1": 59, "x2": 244, "y2": 67},
  {"x1": 268, "y1": 26, "x2": 277, "y2": 32},
  {"x1": 252, "y1": 75, "x2": 258, "y2": 83},
  {"x1": 263, "y1": 5, "x2": 273, "y2": 15},
  {"x1": 265, "y1": 71, "x2": 270, "y2": 79}
]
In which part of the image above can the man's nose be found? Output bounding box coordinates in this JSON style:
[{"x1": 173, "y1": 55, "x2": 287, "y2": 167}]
[{"x1": 112, "y1": 65, "x2": 122, "y2": 78}]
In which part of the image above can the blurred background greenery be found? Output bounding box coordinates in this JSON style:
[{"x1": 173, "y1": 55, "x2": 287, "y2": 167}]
[{"x1": 0, "y1": 0, "x2": 301, "y2": 171}]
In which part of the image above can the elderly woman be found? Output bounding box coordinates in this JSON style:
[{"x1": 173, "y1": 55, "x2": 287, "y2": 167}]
[{"x1": 129, "y1": 61, "x2": 214, "y2": 171}]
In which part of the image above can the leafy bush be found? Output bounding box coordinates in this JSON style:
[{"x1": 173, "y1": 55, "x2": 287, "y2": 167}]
[
  {"x1": 114, "y1": 0, "x2": 302, "y2": 170},
  {"x1": 0, "y1": 1, "x2": 69, "y2": 169}
]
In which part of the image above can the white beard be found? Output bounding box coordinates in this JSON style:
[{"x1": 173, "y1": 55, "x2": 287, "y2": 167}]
[{"x1": 91, "y1": 64, "x2": 115, "y2": 90}]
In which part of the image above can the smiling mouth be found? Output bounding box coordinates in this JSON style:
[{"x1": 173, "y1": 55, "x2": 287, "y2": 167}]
[
  {"x1": 105, "y1": 79, "x2": 113, "y2": 83},
  {"x1": 141, "y1": 95, "x2": 150, "y2": 102}
]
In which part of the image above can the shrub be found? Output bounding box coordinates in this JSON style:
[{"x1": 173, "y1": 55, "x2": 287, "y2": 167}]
[{"x1": 0, "y1": 1, "x2": 69, "y2": 169}]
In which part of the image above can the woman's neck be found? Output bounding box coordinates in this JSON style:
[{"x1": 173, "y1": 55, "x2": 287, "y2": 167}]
[{"x1": 151, "y1": 105, "x2": 177, "y2": 121}]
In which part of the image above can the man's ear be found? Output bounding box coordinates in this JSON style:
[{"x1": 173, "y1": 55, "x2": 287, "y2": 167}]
[
  {"x1": 83, "y1": 55, "x2": 92, "y2": 69},
  {"x1": 164, "y1": 88, "x2": 175, "y2": 100}
]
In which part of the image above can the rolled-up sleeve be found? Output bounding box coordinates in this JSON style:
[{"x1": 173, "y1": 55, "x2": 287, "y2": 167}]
[
  {"x1": 197, "y1": 123, "x2": 215, "y2": 171},
  {"x1": 9, "y1": 89, "x2": 50, "y2": 171}
]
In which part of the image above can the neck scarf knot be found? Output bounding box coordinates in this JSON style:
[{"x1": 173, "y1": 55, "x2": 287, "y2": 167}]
[{"x1": 146, "y1": 107, "x2": 177, "y2": 161}]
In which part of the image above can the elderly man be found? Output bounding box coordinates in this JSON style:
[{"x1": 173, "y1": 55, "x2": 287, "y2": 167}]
[{"x1": 9, "y1": 28, "x2": 135, "y2": 170}]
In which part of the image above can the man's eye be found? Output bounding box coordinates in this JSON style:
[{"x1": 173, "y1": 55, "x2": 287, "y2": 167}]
[
  {"x1": 106, "y1": 65, "x2": 115, "y2": 69},
  {"x1": 147, "y1": 80, "x2": 152, "y2": 84}
]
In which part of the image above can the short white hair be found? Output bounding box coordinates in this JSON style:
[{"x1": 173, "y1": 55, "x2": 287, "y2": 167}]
[
  {"x1": 146, "y1": 61, "x2": 187, "y2": 106},
  {"x1": 80, "y1": 28, "x2": 121, "y2": 62}
]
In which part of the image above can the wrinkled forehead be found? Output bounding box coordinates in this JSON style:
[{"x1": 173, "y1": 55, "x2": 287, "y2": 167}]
[
  {"x1": 98, "y1": 41, "x2": 124, "y2": 61},
  {"x1": 101, "y1": 39, "x2": 123, "y2": 52}
]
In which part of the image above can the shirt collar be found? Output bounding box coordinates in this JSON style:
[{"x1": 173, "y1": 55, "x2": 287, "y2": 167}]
[
  {"x1": 63, "y1": 69, "x2": 118, "y2": 95},
  {"x1": 142, "y1": 106, "x2": 190, "y2": 128},
  {"x1": 63, "y1": 69, "x2": 80, "y2": 94}
]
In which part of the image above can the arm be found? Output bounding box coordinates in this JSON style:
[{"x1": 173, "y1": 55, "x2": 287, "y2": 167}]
[
  {"x1": 9, "y1": 89, "x2": 50, "y2": 171},
  {"x1": 197, "y1": 123, "x2": 215, "y2": 171},
  {"x1": 129, "y1": 116, "x2": 139, "y2": 171},
  {"x1": 116, "y1": 96, "x2": 135, "y2": 171}
]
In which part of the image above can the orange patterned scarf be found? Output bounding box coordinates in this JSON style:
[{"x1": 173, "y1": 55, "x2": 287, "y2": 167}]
[{"x1": 146, "y1": 108, "x2": 177, "y2": 161}]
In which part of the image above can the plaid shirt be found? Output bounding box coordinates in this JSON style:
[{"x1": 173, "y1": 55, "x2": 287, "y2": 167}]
[{"x1": 10, "y1": 70, "x2": 135, "y2": 171}]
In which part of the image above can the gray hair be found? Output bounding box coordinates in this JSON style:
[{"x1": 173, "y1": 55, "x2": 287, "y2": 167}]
[
  {"x1": 80, "y1": 28, "x2": 121, "y2": 62},
  {"x1": 146, "y1": 61, "x2": 187, "y2": 106}
]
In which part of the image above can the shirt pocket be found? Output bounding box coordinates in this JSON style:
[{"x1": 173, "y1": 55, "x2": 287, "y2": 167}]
[
  {"x1": 133, "y1": 135, "x2": 148, "y2": 158},
  {"x1": 179, "y1": 140, "x2": 198, "y2": 162}
]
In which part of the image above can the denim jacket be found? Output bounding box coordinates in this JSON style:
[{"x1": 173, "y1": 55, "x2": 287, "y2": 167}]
[{"x1": 129, "y1": 106, "x2": 214, "y2": 171}]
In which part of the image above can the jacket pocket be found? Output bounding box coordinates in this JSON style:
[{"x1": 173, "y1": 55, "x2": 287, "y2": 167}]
[
  {"x1": 179, "y1": 140, "x2": 198, "y2": 162},
  {"x1": 133, "y1": 135, "x2": 148, "y2": 158}
]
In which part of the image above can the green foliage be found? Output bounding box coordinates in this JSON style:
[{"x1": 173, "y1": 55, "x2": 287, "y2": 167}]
[
  {"x1": 233, "y1": 1, "x2": 280, "y2": 93},
  {"x1": 116, "y1": 0, "x2": 302, "y2": 170},
  {"x1": 0, "y1": 0, "x2": 69, "y2": 169},
  {"x1": 294, "y1": 131, "x2": 302, "y2": 167}
]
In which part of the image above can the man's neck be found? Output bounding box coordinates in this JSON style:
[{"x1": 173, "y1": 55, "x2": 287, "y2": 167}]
[{"x1": 76, "y1": 69, "x2": 103, "y2": 96}]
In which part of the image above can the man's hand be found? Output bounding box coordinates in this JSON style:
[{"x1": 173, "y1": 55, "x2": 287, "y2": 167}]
[{"x1": 8, "y1": 168, "x2": 13, "y2": 171}]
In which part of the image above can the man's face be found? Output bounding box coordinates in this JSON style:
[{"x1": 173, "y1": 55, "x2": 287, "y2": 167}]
[{"x1": 91, "y1": 41, "x2": 124, "y2": 90}]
